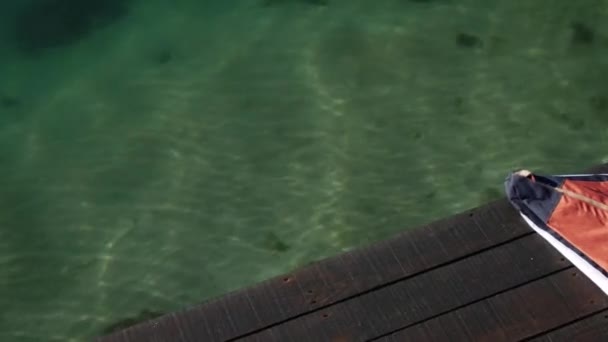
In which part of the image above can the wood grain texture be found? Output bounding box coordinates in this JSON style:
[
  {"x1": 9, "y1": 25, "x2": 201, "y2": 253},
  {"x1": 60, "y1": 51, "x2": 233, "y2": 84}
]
[
  {"x1": 238, "y1": 234, "x2": 570, "y2": 341},
  {"x1": 376, "y1": 268, "x2": 608, "y2": 342},
  {"x1": 528, "y1": 309, "x2": 608, "y2": 342}
]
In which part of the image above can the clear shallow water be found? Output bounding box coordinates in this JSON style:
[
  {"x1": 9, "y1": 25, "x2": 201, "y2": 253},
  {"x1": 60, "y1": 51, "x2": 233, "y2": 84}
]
[{"x1": 1, "y1": 0, "x2": 607, "y2": 340}]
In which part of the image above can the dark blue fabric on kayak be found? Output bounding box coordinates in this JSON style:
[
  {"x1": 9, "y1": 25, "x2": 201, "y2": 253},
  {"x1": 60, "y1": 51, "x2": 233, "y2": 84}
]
[{"x1": 504, "y1": 172, "x2": 563, "y2": 226}]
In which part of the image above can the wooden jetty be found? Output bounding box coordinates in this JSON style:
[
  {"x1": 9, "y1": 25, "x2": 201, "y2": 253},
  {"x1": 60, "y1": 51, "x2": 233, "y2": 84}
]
[{"x1": 97, "y1": 164, "x2": 608, "y2": 341}]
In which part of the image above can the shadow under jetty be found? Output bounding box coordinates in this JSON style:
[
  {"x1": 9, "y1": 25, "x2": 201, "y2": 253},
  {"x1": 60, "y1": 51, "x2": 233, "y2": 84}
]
[{"x1": 101, "y1": 309, "x2": 165, "y2": 335}]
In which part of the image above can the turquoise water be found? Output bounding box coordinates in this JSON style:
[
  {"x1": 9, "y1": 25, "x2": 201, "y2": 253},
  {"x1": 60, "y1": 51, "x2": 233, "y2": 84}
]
[{"x1": 1, "y1": 0, "x2": 607, "y2": 340}]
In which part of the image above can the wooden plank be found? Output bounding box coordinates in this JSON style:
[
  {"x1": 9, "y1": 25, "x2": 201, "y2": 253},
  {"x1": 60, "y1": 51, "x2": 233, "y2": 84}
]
[
  {"x1": 237, "y1": 233, "x2": 570, "y2": 341},
  {"x1": 375, "y1": 269, "x2": 608, "y2": 342},
  {"x1": 98, "y1": 200, "x2": 531, "y2": 342},
  {"x1": 528, "y1": 309, "x2": 608, "y2": 342}
]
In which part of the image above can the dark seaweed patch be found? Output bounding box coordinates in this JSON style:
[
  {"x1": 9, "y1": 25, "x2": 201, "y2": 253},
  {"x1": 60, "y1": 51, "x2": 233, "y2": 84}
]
[
  {"x1": 590, "y1": 94, "x2": 607, "y2": 112},
  {"x1": 155, "y1": 49, "x2": 173, "y2": 65},
  {"x1": 262, "y1": 232, "x2": 290, "y2": 253},
  {"x1": 570, "y1": 21, "x2": 595, "y2": 45},
  {"x1": 13, "y1": 0, "x2": 130, "y2": 54},
  {"x1": 0, "y1": 95, "x2": 21, "y2": 109},
  {"x1": 552, "y1": 112, "x2": 585, "y2": 130},
  {"x1": 424, "y1": 190, "x2": 437, "y2": 200},
  {"x1": 456, "y1": 33, "x2": 483, "y2": 49},
  {"x1": 454, "y1": 97, "x2": 464, "y2": 107},
  {"x1": 412, "y1": 131, "x2": 424, "y2": 141},
  {"x1": 454, "y1": 96, "x2": 466, "y2": 116}
]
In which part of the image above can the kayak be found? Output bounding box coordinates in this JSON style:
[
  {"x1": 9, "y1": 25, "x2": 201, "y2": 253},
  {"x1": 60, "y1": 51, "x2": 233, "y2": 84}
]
[{"x1": 505, "y1": 170, "x2": 608, "y2": 296}]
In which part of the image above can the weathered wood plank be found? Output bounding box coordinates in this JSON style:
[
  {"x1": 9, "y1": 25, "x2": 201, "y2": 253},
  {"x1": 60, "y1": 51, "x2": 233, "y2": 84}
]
[
  {"x1": 98, "y1": 200, "x2": 530, "y2": 342},
  {"x1": 238, "y1": 234, "x2": 570, "y2": 341},
  {"x1": 376, "y1": 269, "x2": 608, "y2": 342},
  {"x1": 528, "y1": 309, "x2": 608, "y2": 342}
]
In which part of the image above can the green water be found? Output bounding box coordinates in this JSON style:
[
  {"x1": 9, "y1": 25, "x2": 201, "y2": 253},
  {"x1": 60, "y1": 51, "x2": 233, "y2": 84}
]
[{"x1": 1, "y1": 0, "x2": 607, "y2": 340}]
